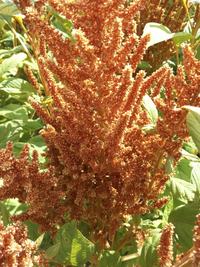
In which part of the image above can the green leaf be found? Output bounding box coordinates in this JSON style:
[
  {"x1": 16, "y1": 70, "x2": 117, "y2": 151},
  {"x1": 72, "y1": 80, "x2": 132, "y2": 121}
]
[
  {"x1": 174, "y1": 158, "x2": 193, "y2": 181},
  {"x1": 143, "y1": 23, "x2": 194, "y2": 47},
  {"x1": 162, "y1": 197, "x2": 173, "y2": 227},
  {"x1": 22, "y1": 119, "x2": 44, "y2": 132},
  {"x1": 1, "y1": 77, "x2": 38, "y2": 102},
  {"x1": 142, "y1": 95, "x2": 158, "y2": 124},
  {"x1": 169, "y1": 177, "x2": 195, "y2": 203},
  {"x1": 0, "y1": 202, "x2": 10, "y2": 226},
  {"x1": 0, "y1": 44, "x2": 32, "y2": 58},
  {"x1": 0, "y1": 104, "x2": 28, "y2": 122},
  {"x1": 45, "y1": 242, "x2": 61, "y2": 260},
  {"x1": 35, "y1": 233, "x2": 45, "y2": 247},
  {"x1": 0, "y1": 52, "x2": 27, "y2": 78},
  {"x1": 140, "y1": 124, "x2": 157, "y2": 134},
  {"x1": 137, "y1": 61, "x2": 152, "y2": 70},
  {"x1": 99, "y1": 250, "x2": 121, "y2": 267},
  {"x1": 0, "y1": 120, "x2": 23, "y2": 148},
  {"x1": 172, "y1": 32, "x2": 194, "y2": 47},
  {"x1": 183, "y1": 106, "x2": 200, "y2": 153},
  {"x1": 190, "y1": 163, "x2": 200, "y2": 201},
  {"x1": 54, "y1": 220, "x2": 94, "y2": 266},
  {"x1": 3, "y1": 198, "x2": 28, "y2": 215},
  {"x1": 52, "y1": 21, "x2": 72, "y2": 39},
  {"x1": 181, "y1": 149, "x2": 200, "y2": 162},
  {"x1": 24, "y1": 221, "x2": 40, "y2": 241},
  {"x1": 169, "y1": 203, "x2": 200, "y2": 249},
  {"x1": 139, "y1": 229, "x2": 161, "y2": 267},
  {"x1": 0, "y1": 0, "x2": 21, "y2": 16},
  {"x1": 165, "y1": 155, "x2": 174, "y2": 174}
]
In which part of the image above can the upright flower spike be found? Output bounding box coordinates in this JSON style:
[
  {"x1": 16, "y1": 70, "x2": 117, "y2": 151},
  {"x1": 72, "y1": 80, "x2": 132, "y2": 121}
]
[
  {"x1": 157, "y1": 223, "x2": 174, "y2": 267},
  {"x1": 2, "y1": 0, "x2": 200, "y2": 248}
]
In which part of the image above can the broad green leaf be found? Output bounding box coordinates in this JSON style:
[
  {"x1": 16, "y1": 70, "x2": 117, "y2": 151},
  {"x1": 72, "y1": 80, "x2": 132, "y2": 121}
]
[
  {"x1": 190, "y1": 163, "x2": 200, "y2": 201},
  {"x1": 170, "y1": 177, "x2": 195, "y2": 203},
  {"x1": 169, "y1": 203, "x2": 200, "y2": 249},
  {"x1": 0, "y1": 0, "x2": 21, "y2": 16},
  {"x1": 137, "y1": 61, "x2": 152, "y2": 69},
  {"x1": 162, "y1": 197, "x2": 173, "y2": 227},
  {"x1": 0, "y1": 44, "x2": 32, "y2": 58},
  {"x1": 24, "y1": 221, "x2": 40, "y2": 241},
  {"x1": 0, "y1": 18, "x2": 5, "y2": 30},
  {"x1": 139, "y1": 229, "x2": 161, "y2": 267},
  {"x1": 181, "y1": 149, "x2": 200, "y2": 162},
  {"x1": 0, "y1": 103, "x2": 28, "y2": 122},
  {"x1": 0, "y1": 52, "x2": 27, "y2": 78},
  {"x1": 3, "y1": 198, "x2": 27, "y2": 215},
  {"x1": 165, "y1": 155, "x2": 174, "y2": 174},
  {"x1": 99, "y1": 250, "x2": 121, "y2": 267},
  {"x1": 140, "y1": 124, "x2": 157, "y2": 134},
  {"x1": 28, "y1": 135, "x2": 46, "y2": 148},
  {"x1": 143, "y1": 23, "x2": 194, "y2": 47},
  {"x1": 142, "y1": 95, "x2": 158, "y2": 124},
  {"x1": 0, "y1": 120, "x2": 23, "y2": 148},
  {"x1": 0, "y1": 202, "x2": 10, "y2": 226},
  {"x1": 1, "y1": 77, "x2": 38, "y2": 102},
  {"x1": 174, "y1": 158, "x2": 193, "y2": 181},
  {"x1": 183, "y1": 106, "x2": 200, "y2": 153},
  {"x1": 22, "y1": 119, "x2": 44, "y2": 132},
  {"x1": 45, "y1": 242, "x2": 61, "y2": 260},
  {"x1": 54, "y1": 220, "x2": 94, "y2": 266}
]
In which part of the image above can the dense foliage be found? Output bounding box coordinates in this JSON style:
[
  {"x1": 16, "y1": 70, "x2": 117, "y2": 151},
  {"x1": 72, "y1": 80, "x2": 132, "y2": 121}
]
[{"x1": 1, "y1": 0, "x2": 200, "y2": 266}]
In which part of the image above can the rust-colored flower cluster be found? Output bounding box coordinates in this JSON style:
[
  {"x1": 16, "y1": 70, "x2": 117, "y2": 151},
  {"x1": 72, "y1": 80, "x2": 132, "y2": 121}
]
[
  {"x1": 157, "y1": 223, "x2": 174, "y2": 267},
  {"x1": 0, "y1": 217, "x2": 47, "y2": 267},
  {"x1": 0, "y1": 0, "x2": 199, "y2": 250}
]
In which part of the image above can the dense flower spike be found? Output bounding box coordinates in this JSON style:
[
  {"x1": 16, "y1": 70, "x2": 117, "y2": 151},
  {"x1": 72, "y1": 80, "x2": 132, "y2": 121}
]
[
  {"x1": 157, "y1": 223, "x2": 174, "y2": 267},
  {"x1": 0, "y1": 0, "x2": 198, "y2": 253}
]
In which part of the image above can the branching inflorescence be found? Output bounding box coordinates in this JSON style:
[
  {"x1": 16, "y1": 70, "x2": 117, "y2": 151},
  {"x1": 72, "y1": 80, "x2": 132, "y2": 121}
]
[{"x1": 1, "y1": 0, "x2": 200, "y2": 257}]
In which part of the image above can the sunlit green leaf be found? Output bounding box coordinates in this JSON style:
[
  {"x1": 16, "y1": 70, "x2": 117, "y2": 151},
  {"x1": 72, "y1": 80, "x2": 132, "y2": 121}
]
[
  {"x1": 183, "y1": 106, "x2": 200, "y2": 153},
  {"x1": 142, "y1": 95, "x2": 158, "y2": 124},
  {"x1": 0, "y1": 52, "x2": 27, "y2": 78},
  {"x1": 0, "y1": 0, "x2": 21, "y2": 16},
  {"x1": 170, "y1": 177, "x2": 195, "y2": 203},
  {"x1": 0, "y1": 104, "x2": 28, "y2": 122},
  {"x1": 169, "y1": 203, "x2": 200, "y2": 249},
  {"x1": 99, "y1": 250, "x2": 121, "y2": 267},
  {"x1": 143, "y1": 23, "x2": 194, "y2": 47},
  {"x1": 0, "y1": 120, "x2": 23, "y2": 148},
  {"x1": 190, "y1": 163, "x2": 200, "y2": 201},
  {"x1": 54, "y1": 220, "x2": 94, "y2": 266}
]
